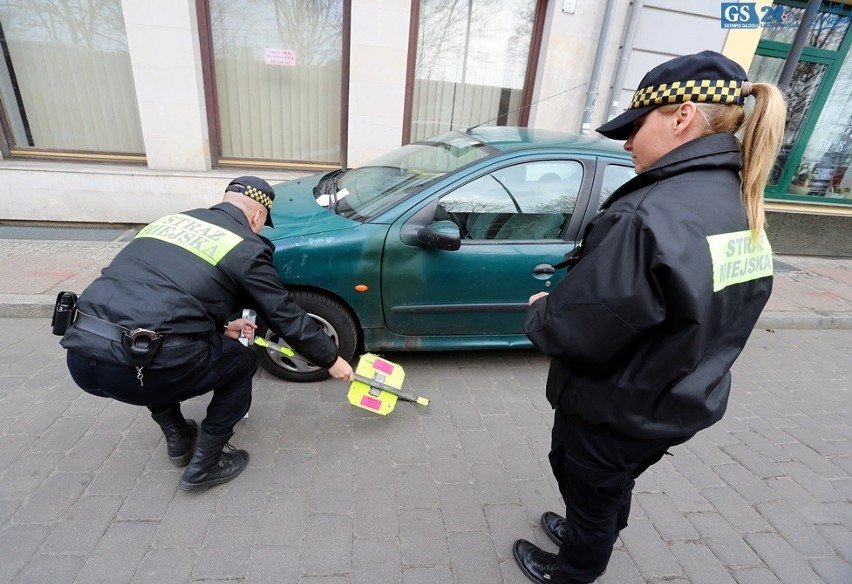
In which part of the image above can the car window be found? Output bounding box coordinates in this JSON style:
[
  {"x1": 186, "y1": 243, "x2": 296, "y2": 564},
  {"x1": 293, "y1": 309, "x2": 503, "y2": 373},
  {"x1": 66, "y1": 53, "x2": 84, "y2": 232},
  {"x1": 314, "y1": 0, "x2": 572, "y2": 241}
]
[
  {"x1": 598, "y1": 164, "x2": 636, "y2": 208},
  {"x1": 436, "y1": 161, "x2": 583, "y2": 241}
]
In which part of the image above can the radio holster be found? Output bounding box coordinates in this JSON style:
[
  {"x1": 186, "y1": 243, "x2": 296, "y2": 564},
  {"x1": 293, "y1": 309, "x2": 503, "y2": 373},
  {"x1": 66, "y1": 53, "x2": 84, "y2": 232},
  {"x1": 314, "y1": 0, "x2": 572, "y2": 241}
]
[{"x1": 51, "y1": 291, "x2": 78, "y2": 336}]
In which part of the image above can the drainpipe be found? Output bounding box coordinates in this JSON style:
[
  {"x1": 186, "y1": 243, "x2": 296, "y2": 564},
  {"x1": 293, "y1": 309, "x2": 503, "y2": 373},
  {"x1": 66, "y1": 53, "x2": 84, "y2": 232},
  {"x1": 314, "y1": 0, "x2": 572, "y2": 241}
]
[
  {"x1": 777, "y1": 0, "x2": 820, "y2": 92},
  {"x1": 605, "y1": 0, "x2": 644, "y2": 122},
  {"x1": 580, "y1": 0, "x2": 619, "y2": 134}
]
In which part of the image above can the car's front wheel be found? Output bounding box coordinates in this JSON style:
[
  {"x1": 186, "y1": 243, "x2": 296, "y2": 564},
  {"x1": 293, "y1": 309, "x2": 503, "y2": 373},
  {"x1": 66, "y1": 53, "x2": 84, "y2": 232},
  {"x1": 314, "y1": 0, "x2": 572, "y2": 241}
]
[{"x1": 256, "y1": 290, "x2": 359, "y2": 383}]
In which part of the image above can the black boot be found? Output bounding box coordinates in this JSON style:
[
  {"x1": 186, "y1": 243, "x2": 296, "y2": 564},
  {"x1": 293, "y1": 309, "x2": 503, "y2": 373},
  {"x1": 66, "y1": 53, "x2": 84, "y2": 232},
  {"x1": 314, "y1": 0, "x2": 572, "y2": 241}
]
[
  {"x1": 151, "y1": 407, "x2": 198, "y2": 466},
  {"x1": 541, "y1": 511, "x2": 567, "y2": 546},
  {"x1": 179, "y1": 430, "x2": 249, "y2": 492},
  {"x1": 513, "y1": 539, "x2": 564, "y2": 584}
]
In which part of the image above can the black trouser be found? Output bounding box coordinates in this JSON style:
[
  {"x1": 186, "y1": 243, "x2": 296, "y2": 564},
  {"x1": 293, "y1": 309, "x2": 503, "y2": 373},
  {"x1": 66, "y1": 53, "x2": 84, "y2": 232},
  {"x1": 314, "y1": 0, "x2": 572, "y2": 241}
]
[
  {"x1": 67, "y1": 334, "x2": 257, "y2": 436},
  {"x1": 549, "y1": 409, "x2": 689, "y2": 583}
]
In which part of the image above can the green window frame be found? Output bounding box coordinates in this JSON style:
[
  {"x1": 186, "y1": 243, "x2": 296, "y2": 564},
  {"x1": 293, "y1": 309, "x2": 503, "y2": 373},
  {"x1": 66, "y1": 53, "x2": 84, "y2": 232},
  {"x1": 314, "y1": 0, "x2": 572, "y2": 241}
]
[{"x1": 752, "y1": 0, "x2": 852, "y2": 205}]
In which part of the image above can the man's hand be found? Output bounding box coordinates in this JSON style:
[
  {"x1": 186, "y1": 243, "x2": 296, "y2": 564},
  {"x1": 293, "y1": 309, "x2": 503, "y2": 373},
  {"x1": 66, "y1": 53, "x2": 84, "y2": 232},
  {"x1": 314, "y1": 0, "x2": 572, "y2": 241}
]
[
  {"x1": 529, "y1": 291, "x2": 549, "y2": 305},
  {"x1": 223, "y1": 318, "x2": 257, "y2": 340},
  {"x1": 328, "y1": 356, "x2": 354, "y2": 381}
]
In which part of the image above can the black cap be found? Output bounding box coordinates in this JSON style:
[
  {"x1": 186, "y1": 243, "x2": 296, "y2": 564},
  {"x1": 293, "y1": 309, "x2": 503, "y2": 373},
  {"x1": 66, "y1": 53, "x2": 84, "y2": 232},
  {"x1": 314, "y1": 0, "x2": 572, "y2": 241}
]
[
  {"x1": 596, "y1": 50, "x2": 749, "y2": 141},
  {"x1": 225, "y1": 176, "x2": 276, "y2": 227}
]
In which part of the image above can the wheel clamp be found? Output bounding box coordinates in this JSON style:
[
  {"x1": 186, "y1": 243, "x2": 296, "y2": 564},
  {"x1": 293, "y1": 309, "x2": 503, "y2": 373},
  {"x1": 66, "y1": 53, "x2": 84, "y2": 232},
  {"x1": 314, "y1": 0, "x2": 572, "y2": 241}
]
[{"x1": 348, "y1": 353, "x2": 429, "y2": 415}]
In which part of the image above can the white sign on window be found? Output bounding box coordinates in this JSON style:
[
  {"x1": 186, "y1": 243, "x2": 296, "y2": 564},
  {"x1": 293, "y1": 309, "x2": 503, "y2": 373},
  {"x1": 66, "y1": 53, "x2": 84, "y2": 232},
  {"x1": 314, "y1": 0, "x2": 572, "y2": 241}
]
[{"x1": 265, "y1": 48, "x2": 297, "y2": 66}]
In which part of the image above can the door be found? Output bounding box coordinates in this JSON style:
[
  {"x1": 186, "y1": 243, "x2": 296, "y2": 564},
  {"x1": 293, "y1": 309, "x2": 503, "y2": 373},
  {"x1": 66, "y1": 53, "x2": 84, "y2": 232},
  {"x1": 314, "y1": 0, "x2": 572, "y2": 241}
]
[{"x1": 381, "y1": 159, "x2": 586, "y2": 337}]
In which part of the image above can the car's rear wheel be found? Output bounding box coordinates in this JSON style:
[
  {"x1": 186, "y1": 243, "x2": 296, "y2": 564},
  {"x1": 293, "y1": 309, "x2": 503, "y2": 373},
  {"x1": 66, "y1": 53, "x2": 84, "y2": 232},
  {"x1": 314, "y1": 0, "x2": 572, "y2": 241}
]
[{"x1": 256, "y1": 290, "x2": 359, "y2": 383}]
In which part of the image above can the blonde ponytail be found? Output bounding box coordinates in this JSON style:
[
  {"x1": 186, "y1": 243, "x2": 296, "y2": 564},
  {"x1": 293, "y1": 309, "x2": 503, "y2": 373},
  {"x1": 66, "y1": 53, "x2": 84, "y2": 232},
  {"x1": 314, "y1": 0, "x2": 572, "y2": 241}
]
[
  {"x1": 696, "y1": 83, "x2": 786, "y2": 237},
  {"x1": 737, "y1": 83, "x2": 786, "y2": 237}
]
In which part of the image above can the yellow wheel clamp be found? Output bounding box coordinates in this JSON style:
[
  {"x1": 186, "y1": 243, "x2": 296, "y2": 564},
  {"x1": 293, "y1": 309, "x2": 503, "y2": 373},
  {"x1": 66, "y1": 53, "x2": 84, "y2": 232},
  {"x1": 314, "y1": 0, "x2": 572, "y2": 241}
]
[
  {"x1": 254, "y1": 340, "x2": 429, "y2": 415},
  {"x1": 348, "y1": 353, "x2": 430, "y2": 415}
]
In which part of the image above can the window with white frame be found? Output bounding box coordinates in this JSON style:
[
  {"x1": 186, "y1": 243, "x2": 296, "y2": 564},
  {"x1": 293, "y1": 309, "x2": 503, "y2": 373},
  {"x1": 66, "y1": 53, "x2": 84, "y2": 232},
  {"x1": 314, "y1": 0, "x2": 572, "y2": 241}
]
[
  {"x1": 0, "y1": 0, "x2": 144, "y2": 156},
  {"x1": 205, "y1": 0, "x2": 345, "y2": 166},
  {"x1": 409, "y1": 0, "x2": 540, "y2": 142}
]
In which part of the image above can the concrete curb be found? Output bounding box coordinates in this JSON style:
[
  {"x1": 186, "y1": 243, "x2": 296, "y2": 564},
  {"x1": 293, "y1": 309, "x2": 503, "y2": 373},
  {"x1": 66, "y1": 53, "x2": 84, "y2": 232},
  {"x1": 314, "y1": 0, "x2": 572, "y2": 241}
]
[
  {"x1": 2, "y1": 295, "x2": 851, "y2": 331},
  {"x1": 0, "y1": 295, "x2": 54, "y2": 319},
  {"x1": 756, "y1": 311, "x2": 852, "y2": 330}
]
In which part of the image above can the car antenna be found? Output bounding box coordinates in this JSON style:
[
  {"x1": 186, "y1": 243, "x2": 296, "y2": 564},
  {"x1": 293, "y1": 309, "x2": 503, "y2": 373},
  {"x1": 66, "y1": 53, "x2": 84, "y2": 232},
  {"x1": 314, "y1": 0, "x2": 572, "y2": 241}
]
[{"x1": 465, "y1": 82, "x2": 587, "y2": 133}]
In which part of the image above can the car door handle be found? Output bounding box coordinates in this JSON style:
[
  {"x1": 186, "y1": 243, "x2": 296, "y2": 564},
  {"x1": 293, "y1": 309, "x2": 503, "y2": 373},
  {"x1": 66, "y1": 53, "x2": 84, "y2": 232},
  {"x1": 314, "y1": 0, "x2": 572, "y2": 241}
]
[{"x1": 533, "y1": 263, "x2": 555, "y2": 277}]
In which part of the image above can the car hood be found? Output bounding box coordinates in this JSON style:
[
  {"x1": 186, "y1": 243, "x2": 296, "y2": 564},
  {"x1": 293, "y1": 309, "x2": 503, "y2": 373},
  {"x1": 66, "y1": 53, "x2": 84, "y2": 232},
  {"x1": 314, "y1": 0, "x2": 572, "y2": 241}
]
[{"x1": 262, "y1": 173, "x2": 357, "y2": 240}]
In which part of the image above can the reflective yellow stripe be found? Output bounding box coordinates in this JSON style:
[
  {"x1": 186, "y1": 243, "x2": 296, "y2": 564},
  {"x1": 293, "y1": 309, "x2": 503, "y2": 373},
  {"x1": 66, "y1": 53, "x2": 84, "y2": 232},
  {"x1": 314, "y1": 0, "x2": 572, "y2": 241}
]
[
  {"x1": 135, "y1": 213, "x2": 243, "y2": 266},
  {"x1": 706, "y1": 229, "x2": 773, "y2": 292}
]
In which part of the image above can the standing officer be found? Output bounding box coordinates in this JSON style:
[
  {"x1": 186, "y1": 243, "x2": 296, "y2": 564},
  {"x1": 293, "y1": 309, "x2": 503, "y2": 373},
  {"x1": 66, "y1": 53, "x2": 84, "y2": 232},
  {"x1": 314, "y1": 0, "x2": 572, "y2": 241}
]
[
  {"x1": 61, "y1": 176, "x2": 354, "y2": 492},
  {"x1": 513, "y1": 51, "x2": 786, "y2": 583}
]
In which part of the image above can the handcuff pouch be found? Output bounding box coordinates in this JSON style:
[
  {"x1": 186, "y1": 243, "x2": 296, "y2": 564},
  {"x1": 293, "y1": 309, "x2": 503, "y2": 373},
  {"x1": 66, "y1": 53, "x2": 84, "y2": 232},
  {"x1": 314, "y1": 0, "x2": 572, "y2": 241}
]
[{"x1": 121, "y1": 328, "x2": 163, "y2": 367}]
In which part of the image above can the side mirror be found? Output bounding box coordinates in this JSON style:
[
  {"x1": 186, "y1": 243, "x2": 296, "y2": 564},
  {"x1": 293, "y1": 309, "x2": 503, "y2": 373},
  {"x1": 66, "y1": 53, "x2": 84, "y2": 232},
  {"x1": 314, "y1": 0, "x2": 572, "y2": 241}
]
[{"x1": 416, "y1": 220, "x2": 461, "y2": 251}]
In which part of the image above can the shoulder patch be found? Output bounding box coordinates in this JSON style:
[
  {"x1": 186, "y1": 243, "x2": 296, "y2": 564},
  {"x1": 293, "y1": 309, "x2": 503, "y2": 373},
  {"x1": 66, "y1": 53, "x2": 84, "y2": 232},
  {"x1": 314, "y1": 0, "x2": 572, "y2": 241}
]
[
  {"x1": 706, "y1": 229, "x2": 773, "y2": 292},
  {"x1": 135, "y1": 213, "x2": 243, "y2": 265}
]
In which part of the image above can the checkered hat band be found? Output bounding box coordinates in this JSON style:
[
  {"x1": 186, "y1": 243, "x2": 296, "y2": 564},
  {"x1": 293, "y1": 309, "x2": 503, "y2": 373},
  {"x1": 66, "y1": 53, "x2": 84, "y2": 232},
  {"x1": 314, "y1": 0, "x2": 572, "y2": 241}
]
[
  {"x1": 244, "y1": 186, "x2": 272, "y2": 210},
  {"x1": 629, "y1": 79, "x2": 743, "y2": 110}
]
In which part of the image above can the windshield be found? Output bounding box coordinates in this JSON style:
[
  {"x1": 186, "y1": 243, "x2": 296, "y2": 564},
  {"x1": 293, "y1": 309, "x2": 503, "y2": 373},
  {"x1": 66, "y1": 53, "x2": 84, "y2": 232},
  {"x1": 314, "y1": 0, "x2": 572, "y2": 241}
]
[{"x1": 324, "y1": 131, "x2": 495, "y2": 221}]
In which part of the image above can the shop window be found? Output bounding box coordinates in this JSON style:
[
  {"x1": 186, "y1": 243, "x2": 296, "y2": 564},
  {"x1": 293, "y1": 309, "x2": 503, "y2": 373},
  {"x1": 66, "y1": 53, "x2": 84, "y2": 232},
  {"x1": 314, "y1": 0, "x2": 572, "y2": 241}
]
[
  {"x1": 203, "y1": 0, "x2": 345, "y2": 167},
  {"x1": 751, "y1": 1, "x2": 851, "y2": 204},
  {"x1": 749, "y1": 54, "x2": 829, "y2": 189},
  {"x1": 407, "y1": 0, "x2": 544, "y2": 143},
  {"x1": 0, "y1": 0, "x2": 144, "y2": 157},
  {"x1": 796, "y1": 42, "x2": 852, "y2": 199}
]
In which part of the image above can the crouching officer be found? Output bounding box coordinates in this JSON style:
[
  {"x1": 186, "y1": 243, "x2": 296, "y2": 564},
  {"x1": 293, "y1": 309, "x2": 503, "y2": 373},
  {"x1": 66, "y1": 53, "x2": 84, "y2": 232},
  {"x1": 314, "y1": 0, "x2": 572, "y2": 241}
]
[{"x1": 60, "y1": 176, "x2": 354, "y2": 491}]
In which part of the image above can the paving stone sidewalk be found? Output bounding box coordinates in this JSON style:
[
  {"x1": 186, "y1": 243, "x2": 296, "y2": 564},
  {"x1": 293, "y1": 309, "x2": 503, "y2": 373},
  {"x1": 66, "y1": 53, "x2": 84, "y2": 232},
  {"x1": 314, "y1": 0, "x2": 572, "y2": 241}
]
[{"x1": 0, "y1": 320, "x2": 849, "y2": 583}]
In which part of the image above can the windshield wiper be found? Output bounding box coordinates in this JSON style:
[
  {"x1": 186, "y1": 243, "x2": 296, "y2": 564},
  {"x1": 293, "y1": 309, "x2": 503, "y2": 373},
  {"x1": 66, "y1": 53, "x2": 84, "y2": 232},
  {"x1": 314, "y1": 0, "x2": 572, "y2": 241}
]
[{"x1": 313, "y1": 168, "x2": 348, "y2": 214}]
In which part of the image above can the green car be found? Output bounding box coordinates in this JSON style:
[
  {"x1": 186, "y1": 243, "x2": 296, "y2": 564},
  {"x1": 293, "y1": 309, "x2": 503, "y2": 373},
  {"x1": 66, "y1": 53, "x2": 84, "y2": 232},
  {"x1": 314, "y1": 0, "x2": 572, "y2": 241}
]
[{"x1": 259, "y1": 127, "x2": 634, "y2": 382}]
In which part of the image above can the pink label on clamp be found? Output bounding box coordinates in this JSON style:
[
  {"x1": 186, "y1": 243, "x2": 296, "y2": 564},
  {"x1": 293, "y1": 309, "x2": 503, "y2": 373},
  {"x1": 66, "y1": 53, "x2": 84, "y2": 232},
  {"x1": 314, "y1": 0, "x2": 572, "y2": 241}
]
[
  {"x1": 360, "y1": 395, "x2": 383, "y2": 411},
  {"x1": 373, "y1": 359, "x2": 394, "y2": 374}
]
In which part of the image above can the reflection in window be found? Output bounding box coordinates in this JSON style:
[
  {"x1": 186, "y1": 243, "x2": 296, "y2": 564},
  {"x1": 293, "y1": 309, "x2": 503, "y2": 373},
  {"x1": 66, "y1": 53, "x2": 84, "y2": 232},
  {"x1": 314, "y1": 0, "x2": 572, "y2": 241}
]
[
  {"x1": 749, "y1": 55, "x2": 827, "y2": 189},
  {"x1": 599, "y1": 164, "x2": 635, "y2": 208},
  {"x1": 410, "y1": 0, "x2": 536, "y2": 141},
  {"x1": 752, "y1": 56, "x2": 826, "y2": 155},
  {"x1": 437, "y1": 161, "x2": 581, "y2": 241},
  {"x1": 760, "y1": 4, "x2": 850, "y2": 52},
  {"x1": 208, "y1": 0, "x2": 343, "y2": 163},
  {"x1": 798, "y1": 50, "x2": 852, "y2": 199},
  {"x1": 0, "y1": 0, "x2": 143, "y2": 153},
  {"x1": 751, "y1": 2, "x2": 851, "y2": 201}
]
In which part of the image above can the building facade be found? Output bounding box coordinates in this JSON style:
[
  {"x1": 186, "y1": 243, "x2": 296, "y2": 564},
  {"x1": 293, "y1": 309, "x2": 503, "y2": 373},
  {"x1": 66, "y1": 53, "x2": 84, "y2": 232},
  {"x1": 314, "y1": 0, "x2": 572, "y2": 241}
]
[{"x1": 0, "y1": 0, "x2": 849, "y2": 253}]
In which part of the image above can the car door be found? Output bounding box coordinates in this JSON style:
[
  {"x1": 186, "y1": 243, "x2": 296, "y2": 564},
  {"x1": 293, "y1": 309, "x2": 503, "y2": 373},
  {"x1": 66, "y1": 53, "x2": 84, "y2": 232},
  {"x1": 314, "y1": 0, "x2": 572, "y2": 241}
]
[{"x1": 380, "y1": 158, "x2": 589, "y2": 337}]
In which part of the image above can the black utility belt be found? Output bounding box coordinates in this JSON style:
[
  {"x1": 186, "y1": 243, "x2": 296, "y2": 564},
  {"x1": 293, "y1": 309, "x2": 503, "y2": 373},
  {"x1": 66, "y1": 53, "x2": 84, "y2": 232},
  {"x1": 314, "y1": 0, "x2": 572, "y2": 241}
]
[
  {"x1": 74, "y1": 311, "x2": 206, "y2": 372},
  {"x1": 74, "y1": 312, "x2": 201, "y2": 347}
]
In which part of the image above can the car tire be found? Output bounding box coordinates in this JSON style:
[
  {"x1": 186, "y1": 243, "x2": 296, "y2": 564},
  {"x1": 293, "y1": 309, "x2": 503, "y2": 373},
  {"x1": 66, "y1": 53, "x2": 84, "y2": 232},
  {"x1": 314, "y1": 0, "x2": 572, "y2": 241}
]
[{"x1": 256, "y1": 290, "x2": 359, "y2": 383}]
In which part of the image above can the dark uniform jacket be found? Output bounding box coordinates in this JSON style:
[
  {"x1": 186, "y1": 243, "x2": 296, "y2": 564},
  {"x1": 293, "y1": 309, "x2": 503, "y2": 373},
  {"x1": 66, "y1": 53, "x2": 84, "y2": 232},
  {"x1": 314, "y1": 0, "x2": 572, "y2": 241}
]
[
  {"x1": 61, "y1": 203, "x2": 338, "y2": 369},
  {"x1": 525, "y1": 133, "x2": 773, "y2": 439}
]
